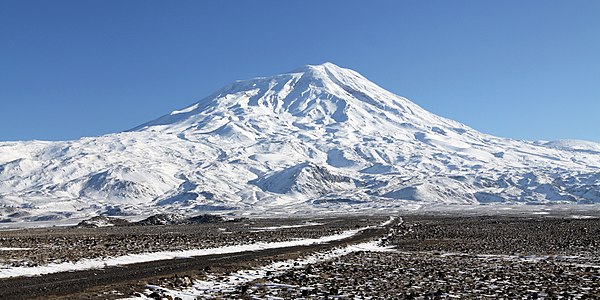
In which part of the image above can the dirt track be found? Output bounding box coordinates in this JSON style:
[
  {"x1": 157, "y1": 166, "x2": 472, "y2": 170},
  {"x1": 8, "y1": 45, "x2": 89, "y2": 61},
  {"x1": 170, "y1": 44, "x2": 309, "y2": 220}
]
[
  {"x1": 0, "y1": 226, "x2": 387, "y2": 299},
  {"x1": 3, "y1": 212, "x2": 598, "y2": 299}
]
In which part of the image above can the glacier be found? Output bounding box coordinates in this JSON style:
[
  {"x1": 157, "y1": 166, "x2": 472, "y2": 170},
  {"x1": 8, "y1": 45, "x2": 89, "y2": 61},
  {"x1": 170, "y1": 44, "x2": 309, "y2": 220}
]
[{"x1": 1, "y1": 62, "x2": 599, "y2": 222}]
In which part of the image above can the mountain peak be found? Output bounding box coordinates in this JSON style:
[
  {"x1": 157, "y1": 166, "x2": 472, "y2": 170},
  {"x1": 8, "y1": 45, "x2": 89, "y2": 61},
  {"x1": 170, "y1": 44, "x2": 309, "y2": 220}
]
[
  {"x1": 3, "y1": 63, "x2": 600, "y2": 222},
  {"x1": 290, "y1": 62, "x2": 368, "y2": 86},
  {"x1": 133, "y1": 62, "x2": 454, "y2": 135},
  {"x1": 292, "y1": 61, "x2": 347, "y2": 73}
]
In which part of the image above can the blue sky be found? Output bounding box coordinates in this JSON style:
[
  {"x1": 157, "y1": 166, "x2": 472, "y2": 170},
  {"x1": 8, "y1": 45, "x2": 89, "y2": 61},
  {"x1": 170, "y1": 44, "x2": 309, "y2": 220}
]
[{"x1": 1, "y1": 1, "x2": 599, "y2": 142}]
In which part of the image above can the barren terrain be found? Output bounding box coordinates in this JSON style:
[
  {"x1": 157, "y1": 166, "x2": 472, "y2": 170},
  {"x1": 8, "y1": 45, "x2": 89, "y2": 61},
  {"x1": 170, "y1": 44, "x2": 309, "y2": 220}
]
[{"x1": 0, "y1": 212, "x2": 598, "y2": 299}]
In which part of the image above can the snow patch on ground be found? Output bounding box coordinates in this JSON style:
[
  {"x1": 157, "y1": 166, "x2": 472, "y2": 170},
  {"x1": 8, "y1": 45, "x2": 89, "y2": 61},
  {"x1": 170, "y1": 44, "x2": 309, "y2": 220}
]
[
  {"x1": 250, "y1": 222, "x2": 323, "y2": 231},
  {"x1": 0, "y1": 227, "x2": 367, "y2": 278},
  {"x1": 414, "y1": 251, "x2": 600, "y2": 269},
  {"x1": 570, "y1": 215, "x2": 596, "y2": 219},
  {"x1": 123, "y1": 217, "x2": 397, "y2": 300},
  {"x1": 0, "y1": 247, "x2": 30, "y2": 251},
  {"x1": 127, "y1": 240, "x2": 395, "y2": 300}
]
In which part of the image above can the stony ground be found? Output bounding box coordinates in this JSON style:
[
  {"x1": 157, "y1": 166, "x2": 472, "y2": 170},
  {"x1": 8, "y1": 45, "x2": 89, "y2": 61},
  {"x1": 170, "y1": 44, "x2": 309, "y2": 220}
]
[
  {"x1": 1, "y1": 214, "x2": 599, "y2": 299},
  {"x1": 390, "y1": 215, "x2": 600, "y2": 257},
  {"x1": 229, "y1": 250, "x2": 599, "y2": 299},
  {"x1": 0, "y1": 216, "x2": 383, "y2": 267},
  {"x1": 174, "y1": 215, "x2": 600, "y2": 300}
]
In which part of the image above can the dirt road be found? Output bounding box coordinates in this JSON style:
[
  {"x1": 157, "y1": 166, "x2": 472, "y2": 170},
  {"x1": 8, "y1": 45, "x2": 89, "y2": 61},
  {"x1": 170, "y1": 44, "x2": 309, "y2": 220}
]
[{"x1": 0, "y1": 226, "x2": 387, "y2": 299}]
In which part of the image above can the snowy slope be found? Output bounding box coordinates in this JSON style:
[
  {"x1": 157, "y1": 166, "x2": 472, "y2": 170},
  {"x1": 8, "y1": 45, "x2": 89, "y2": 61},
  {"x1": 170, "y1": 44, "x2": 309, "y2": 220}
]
[{"x1": 1, "y1": 63, "x2": 600, "y2": 222}]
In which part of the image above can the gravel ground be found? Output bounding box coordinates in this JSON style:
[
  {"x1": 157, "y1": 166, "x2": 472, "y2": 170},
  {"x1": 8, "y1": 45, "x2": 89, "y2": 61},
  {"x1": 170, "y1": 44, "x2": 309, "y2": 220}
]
[
  {"x1": 1, "y1": 214, "x2": 599, "y2": 299},
  {"x1": 235, "y1": 250, "x2": 599, "y2": 299},
  {"x1": 0, "y1": 216, "x2": 384, "y2": 267},
  {"x1": 188, "y1": 215, "x2": 600, "y2": 300},
  {"x1": 390, "y1": 215, "x2": 600, "y2": 257}
]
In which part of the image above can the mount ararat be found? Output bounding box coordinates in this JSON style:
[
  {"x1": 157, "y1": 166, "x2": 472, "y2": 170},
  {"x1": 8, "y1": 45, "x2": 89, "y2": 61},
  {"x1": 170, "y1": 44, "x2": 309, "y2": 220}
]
[{"x1": 1, "y1": 63, "x2": 599, "y2": 222}]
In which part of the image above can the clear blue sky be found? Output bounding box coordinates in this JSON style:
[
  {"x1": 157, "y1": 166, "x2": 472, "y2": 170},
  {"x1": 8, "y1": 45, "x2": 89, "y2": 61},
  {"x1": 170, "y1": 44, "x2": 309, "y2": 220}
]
[{"x1": 1, "y1": 1, "x2": 599, "y2": 142}]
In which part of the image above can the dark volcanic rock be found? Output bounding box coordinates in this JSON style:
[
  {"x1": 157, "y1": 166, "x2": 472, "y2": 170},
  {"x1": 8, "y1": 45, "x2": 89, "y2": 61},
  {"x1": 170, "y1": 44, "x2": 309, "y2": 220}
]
[
  {"x1": 186, "y1": 214, "x2": 227, "y2": 224},
  {"x1": 134, "y1": 213, "x2": 187, "y2": 226},
  {"x1": 76, "y1": 216, "x2": 130, "y2": 228},
  {"x1": 187, "y1": 214, "x2": 245, "y2": 224},
  {"x1": 134, "y1": 213, "x2": 244, "y2": 226}
]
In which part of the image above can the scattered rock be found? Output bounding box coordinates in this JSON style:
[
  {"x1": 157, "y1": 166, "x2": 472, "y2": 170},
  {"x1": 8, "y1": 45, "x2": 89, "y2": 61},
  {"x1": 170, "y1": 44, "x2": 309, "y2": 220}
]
[
  {"x1": 75, "y1": 216, "x2": 130, "y2": 228},
  {"x1": 134, "y1": 213, "x2": 187, "y2": 226}
]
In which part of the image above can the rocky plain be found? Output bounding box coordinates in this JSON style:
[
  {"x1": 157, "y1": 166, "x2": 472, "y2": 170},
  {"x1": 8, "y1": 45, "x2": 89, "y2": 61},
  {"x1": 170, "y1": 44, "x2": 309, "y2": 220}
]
[
  {"x1": 137, "y1": 212, "x2": 600, "y2": 300},
  {"x1": 0, "y1": 211, "x2": 598, "y2": 299},
  {"x1": 0, "y1": 215, "x2": 381, "y2": 268}
]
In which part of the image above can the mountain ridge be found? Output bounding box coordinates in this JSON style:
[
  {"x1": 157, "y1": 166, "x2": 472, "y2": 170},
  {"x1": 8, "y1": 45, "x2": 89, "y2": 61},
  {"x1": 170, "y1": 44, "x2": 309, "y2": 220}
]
[{"x1": 1, "y1": 63, "x2": 599, "y2": 222}]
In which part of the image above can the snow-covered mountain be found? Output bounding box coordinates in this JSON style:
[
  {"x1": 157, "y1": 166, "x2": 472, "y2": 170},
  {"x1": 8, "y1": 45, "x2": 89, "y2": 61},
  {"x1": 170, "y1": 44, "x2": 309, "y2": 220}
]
[{"x1": 1, "y1": 62, "x2": 600, "y2": 222}]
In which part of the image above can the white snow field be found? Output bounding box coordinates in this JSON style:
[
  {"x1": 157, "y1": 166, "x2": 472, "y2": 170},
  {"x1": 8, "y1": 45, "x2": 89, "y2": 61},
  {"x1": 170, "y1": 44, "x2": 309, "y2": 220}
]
[{"x1": 0, "y1": 62, "x2": 599, "y2": 222}]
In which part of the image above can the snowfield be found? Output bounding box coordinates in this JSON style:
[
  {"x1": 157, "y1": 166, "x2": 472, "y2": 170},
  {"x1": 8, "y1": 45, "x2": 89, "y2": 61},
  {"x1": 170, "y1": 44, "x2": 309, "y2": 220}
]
[{"x1": 0, "y1": 62, "x2": 599, "y2": 222}]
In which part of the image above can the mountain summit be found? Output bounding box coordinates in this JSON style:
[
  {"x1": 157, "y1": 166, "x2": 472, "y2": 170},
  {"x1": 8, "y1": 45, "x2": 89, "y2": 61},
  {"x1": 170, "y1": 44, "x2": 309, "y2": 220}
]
[
  {"x1": 1, "y1": 63, "x2": 600, "y2": 221},
  {"x1": 134, "y1": 62, "x2": 458, "y2": 135}
]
